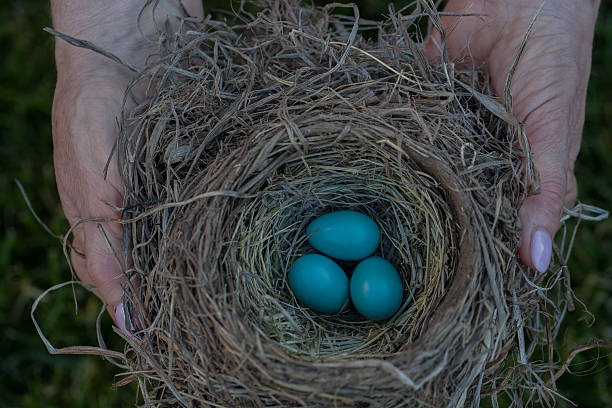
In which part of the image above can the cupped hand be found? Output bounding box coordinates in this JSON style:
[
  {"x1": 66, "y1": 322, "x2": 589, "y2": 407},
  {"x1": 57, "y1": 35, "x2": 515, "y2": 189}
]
[
  {"x1": 51, "y1": 0, "x2": 203, "y2": 334},
  {"x1": 426, "y1": 0, "x2": 600, "y2": 272}
]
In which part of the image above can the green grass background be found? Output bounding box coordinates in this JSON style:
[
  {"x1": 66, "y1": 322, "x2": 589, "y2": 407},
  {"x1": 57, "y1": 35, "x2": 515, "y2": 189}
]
[{"x1": 1, "y1": 1, "x2": 610, "y2": 407}]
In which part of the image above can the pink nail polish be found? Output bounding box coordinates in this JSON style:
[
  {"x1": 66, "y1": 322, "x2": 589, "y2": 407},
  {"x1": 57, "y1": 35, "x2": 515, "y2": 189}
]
[
  {"x1": 114, "y1": 302, "x2": 132, "y2": 337},
  {"x1": 531, "y1": 229, "x2": 552, "y2": 273}
]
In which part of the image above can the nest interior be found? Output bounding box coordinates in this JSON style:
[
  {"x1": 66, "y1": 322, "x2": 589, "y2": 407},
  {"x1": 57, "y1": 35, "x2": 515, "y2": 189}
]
[
  {"x1": 108, "y1": 2, "x2": 571, "y2": 407},
  {"x1": 232, "y1": 121, "x2": 462, "y2": 358}
]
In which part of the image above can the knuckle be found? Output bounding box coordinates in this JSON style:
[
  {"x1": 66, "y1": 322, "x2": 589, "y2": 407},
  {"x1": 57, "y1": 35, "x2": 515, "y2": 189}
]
[
  {"x1": 539, "y1": 176, "x2": 567, "y2": 218},
  {"x1": 565, "y1": 172, "x2": 578, "y2": 207}
]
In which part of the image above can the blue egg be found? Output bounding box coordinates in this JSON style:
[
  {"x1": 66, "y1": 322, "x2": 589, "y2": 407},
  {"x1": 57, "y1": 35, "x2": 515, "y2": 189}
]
[
  {"x1": 289, "y1": 254, "x2": 349, "y2": 314},
  {"x1": 350, "y1": 256, "x2": 403, "y2": 320},
  {"x1": 306, "y1": 210, "x2": 380, "y2": 261}
]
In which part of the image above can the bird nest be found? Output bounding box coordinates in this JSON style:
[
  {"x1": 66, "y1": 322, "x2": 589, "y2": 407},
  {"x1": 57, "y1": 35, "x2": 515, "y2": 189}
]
[{"x1": 101, "y1": 1, "x2": 576, "y2": 406}]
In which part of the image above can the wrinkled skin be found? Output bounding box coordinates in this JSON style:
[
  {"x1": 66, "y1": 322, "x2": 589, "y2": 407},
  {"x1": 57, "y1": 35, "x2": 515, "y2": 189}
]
[
  {"x1": 51, "y1": 0, "x2": 598, "y2": 334},
  {"x1": 51, "y1": 0, "x2": 204, "y2": 329},
  {"x1": 426, "y1": 0, "x2": 599, "y2": 270}
]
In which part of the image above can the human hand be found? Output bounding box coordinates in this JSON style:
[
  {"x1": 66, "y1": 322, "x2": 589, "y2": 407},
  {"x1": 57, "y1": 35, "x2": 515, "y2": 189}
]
[
  {"x1": 426, "y1": 0, "x2": 600, "y2": 272},
  {"x1": 51, "y1": 0, "x2": 203, "y2": 334}
]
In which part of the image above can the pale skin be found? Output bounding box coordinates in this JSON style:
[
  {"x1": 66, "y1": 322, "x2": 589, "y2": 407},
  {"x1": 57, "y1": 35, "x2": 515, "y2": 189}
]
[
  {"x1": 51, "y1": 0, "x2": 205, "y2": 331},
  {"x1": 50, "y1": 0, "x2": 599, "y2": 334}
]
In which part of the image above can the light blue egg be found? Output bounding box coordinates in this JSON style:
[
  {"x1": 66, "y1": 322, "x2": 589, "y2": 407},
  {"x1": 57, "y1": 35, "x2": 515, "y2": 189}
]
[
  {"x1": 306, "y1": 210, "x2": 380, "y2": 261},
  {"x1": 350, "y1": 256, "x2": 403, "y2": 320},
  {"x1": 289, "y1": 254, "x2": 349, "y2": 314}
]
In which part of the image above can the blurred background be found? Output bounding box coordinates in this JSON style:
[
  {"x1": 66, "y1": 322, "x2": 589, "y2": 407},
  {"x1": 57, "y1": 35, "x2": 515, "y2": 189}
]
[{"x1": 1, "y1": 1, "x2": 610, "y2": 407}]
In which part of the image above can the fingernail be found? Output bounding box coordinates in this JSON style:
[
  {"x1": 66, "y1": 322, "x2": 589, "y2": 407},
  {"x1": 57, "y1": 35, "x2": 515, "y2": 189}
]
[
  {"x1": 114, "y1": 302, "x2": 132, "y2": 337},
  {"x1": 531, "y1": 229, "x2": 552, "y2": 273}
]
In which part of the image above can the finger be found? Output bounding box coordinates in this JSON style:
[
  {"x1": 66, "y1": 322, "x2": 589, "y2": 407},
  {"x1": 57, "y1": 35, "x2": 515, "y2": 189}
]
[
  {"x1": 84, "y1": 219, "x2": 142, "y2": 338},
  {"x1": 183, "y1": 0, "x2": 204, "y2": 19},
  {"x1": 83, "y1": 220, "x2": 126, "y2": 307},
  {"x1": 71, "y1": 219, "x2": 136, "y2": 337},
  {"x1": 565, "y1": 168, "x2": 578, "y2": 209},
  {"x1": 110, "y1": 302, "x2": 138, "y2": 339},
  {"x1": 66, "y1": 226, "x2": 93, "y2": 285},
  {"x1": 111, "y1": 271, "x2": 143, "y2": 336},
  {"x1": 68, "y1": 221, "x2": 126, "y2": 320},
  {"x1": 424, "y1": 0, "x2": 496, "y2": 65},
  {"x1": 518, "y1": 126, "x2": 569, "y2": 272}
]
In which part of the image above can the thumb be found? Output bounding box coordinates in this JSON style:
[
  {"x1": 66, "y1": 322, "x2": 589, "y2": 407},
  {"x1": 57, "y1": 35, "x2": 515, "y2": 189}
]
[
  {"x1": 82, "y1": 213, "x2": 133, "y2": 335},
  {"x1": 423, "y1": 0, "x2": 494, "y2": 65},
  {"x1": 518, "y1": 123, "x2": 571, "y2": 273}
]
